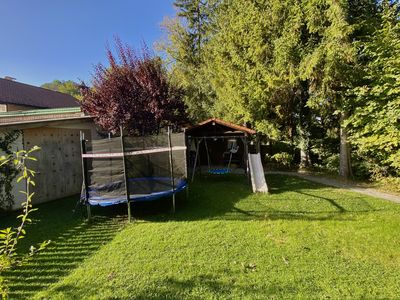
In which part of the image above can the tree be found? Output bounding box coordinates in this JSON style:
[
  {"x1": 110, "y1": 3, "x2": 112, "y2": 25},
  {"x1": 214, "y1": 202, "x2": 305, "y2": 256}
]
[
  {"x1": 194, "y1": 0, "x2": 382, "y2": 177},
  {"x1": 349, "y1": 1, "x2": 400, "y2": 177},
  {"x1": 159, "y1": 0, "x2": 219, "y2": 121},
  {"x1": 166, "y1": 0, "x2": 389, "y2": 179},
  {"x1": 174, "y1": 0, "x2": 212, "y2": 61},
  {"x1": 41, "y1": 80, "x2": 82, "y2": 99},
  {"x1": 81, "y1": 39, "x2": 185, "y2": 135},
  {"x1": 202, "y1": 0, "x2": 288, "y2": 138},
  {"x1": 299, "y1": 0, "x2": 357, "y2": 178}
]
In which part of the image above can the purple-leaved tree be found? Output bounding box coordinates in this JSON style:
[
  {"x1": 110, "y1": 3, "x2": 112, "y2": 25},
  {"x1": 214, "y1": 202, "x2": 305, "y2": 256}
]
[{"x1": 81, "y1": 38, "x2": 185, "y2": 135}]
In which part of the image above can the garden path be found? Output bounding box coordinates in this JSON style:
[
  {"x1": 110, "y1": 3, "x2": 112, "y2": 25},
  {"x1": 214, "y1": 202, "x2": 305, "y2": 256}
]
[{"x1": 267, "y1": 171, "x2": 400, "y2": 204}]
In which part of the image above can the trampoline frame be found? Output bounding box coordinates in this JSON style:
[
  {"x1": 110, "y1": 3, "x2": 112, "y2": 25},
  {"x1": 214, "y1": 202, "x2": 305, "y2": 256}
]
[
  {"x1": 86, "y1": 177, "x2": 188, "y2": 206},
  {"x1": 80, "y1": 126, "x2": 188, "y2": 221}
]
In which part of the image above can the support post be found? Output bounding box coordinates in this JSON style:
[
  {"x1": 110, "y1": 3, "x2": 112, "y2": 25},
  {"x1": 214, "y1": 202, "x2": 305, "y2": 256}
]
[
  {"x1": 204, "y1": 138, "x2": 211, "y2": 172},
  {"x1": 243, "y1": 136, "x2": 250, "y2": 181},
  {"x1": 183, "y1": 129, "x2": 189, "y2": 200},
  {"x1": 191, "y1": 138, "x2": 202, "y2": 182},
  {"x1": 120, "y1": 126, "x2": 131, "y2": 222},
  {"x1": 183, "y1": 129, "x2": 188, "y2": 179},
  {"x1": 80, "y1": 131, "x2": 91, "y2": 221},
  {"x1": 228, "y1": 151, "x2": 233, "y2": 170},
  {"x1": 127, "y1": 201, "x2": 131, "y2": 221},
  {"x1": 167, "y1": 127, "x2": 176, "y2": 213}
]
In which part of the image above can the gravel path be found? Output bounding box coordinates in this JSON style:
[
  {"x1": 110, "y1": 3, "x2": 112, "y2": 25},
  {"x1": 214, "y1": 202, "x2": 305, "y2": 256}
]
[{"x1": 267, "y1": 171, "x2": 400, "y2": 204}]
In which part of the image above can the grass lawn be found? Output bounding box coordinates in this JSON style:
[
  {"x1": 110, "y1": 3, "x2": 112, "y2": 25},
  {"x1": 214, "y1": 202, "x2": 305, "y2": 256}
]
[{"x1": 2, "y1": 174, "x2": 400, "y2": 299}]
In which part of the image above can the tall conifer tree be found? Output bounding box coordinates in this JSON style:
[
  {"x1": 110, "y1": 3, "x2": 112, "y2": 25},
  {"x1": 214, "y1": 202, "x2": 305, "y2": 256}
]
[
  {"x1": 160, "y1": 0, "x2": 218, "y2": 120},
  {"x1": 349, "y1": 1, "x2": 400, "y2": 176}
]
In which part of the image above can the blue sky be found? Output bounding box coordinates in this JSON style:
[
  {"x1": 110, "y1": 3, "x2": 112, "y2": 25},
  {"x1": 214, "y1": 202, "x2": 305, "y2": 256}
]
[{"x1": 0, "y1": 0, "x2": 176, "y2": 86}]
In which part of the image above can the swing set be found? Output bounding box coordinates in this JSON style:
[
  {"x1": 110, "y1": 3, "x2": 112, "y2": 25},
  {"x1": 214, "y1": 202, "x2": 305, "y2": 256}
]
[{"x1": 186, "y1": 118, "x2": 256, "y2": 182}]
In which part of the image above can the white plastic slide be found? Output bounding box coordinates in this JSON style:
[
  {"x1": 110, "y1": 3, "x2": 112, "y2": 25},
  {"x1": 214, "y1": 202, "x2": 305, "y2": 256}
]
[{"x1": 248, "y1": 153, "x2": 269, "y2": 193}]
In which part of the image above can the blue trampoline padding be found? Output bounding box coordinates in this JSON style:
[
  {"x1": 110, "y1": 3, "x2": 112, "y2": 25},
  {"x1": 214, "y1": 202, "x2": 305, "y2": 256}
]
[
  {"x1": 87, "y1": 177, "x2": 187, "y2": 207},
  {"x1": 208, "y1": 168, "x2": 231, "y2": 175}
]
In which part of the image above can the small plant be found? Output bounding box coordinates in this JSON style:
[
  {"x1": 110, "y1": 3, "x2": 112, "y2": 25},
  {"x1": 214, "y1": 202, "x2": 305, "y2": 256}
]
[
  {"x1": 374, "y1": 176, "x2": 400, "y2": 194},
  {"x1": 0, "y1": 146, "x2": 50, "y2": 299},
  {"x1": 264, "y1": 153, "x2": 272, "y2": 164},
  {"x1": 271, "y1": 152, "x2": 293, "y2": 169},
  {"x1": 0, "y1": 131, "x2": 21, "y2": 210}
]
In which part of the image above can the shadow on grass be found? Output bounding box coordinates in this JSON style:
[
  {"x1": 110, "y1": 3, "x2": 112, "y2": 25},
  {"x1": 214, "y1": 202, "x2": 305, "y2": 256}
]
[
  {"x1": 160, "y1": 175, "x2": 380, "y2": 221},
  {"x1": 0, "y1": 174, "x2": 385, "y2": 298},
  {"x1": 1, "y1": 175, "x2": 379, "y2": 229},
  {"x1": 133, "y1": 174, "x2": 382, "y2": 223},
  {"x1": 36, "y1": 174, "x2": 373, "y2": 225},
  {"x1": 1, "y1": 197, "x2": 125, "y2": 299},
  {"x1": 41, "y1": 272, "x2": 308, "y2": 299}
]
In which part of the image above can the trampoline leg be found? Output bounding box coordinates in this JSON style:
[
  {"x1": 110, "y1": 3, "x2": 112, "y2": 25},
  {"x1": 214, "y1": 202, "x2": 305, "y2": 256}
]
[
  {"x1": 86, "y1": 204, "x2": 91, "y2": 222},
  {"x1": 172, "y1": 194, "x2": 176, "y2": 213},
  {"x1": 127, "y1": 201, "x2": 132, "y2": 222}
]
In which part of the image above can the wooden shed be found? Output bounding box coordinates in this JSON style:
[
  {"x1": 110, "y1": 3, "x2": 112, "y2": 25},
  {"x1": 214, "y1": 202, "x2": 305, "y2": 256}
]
[
  {"x1": 0, "y1": 108, "x2": 96, "y2": 210},
  {"x1": 186, "y1": 118, "x2": 257, "y2": 181}
]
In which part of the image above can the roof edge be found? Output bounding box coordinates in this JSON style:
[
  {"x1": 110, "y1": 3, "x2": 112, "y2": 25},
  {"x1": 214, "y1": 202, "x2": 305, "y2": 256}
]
[
  {"x1": 0, "y1": 116, "x2": 91, "y2": 127},
  {"x1": 187, "y1": 118, "x2": 257, "y2": 135},
  {"x1": 0, "y1": 107, "x2": 82, "y2": 117}
]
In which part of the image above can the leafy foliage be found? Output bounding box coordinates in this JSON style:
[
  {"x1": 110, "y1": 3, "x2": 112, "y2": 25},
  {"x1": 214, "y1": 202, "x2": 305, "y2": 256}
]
[
  {"x1": 0, "y1": 146, "x2": 50, "y2": 299},
  {"x1": 202, "y1": 0, "x2": 280, "y2": 135},
  {"x1": 165, "y1": 0, "x2": 399, "y2": 181},
  {"x1": 81, "y1": 38, "x2": 185, "y2": 135},
  {"x1": 0, "y1": 131, "x2": 21, "y2": 210},
  {"x1": 41, "y1": 80, "x2": 82, "y2": 100},
  {"x1": 200, "y1": 0, "x2": 358, "y2": 176},
  {"x1": 349, "y1": 1, "x2": 400, "y2": 177},
  {"x1": 271, "y1": 152, "x2": 294, "y2": 169},
  {"x1": 159, "y1": 0, "x2": 218, "y2": 121}
]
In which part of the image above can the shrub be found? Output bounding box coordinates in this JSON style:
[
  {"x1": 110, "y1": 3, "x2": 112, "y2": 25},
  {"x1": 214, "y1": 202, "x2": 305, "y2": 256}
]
[
  {"x1": 323, "y1": 154, "x2": 340, "y2": 174},
  {"x1": 0, "y1": 131, "x2": 21, "y2": 210},
  {"x1": 375, "y1": 177, "x2": 400, "y2": 193},
  {"x1": 0, "y1": 146, "x2": 50, "y2": 299},
  {"x1": 271, "y1": 152, "x2": 293, "y2": 168}
]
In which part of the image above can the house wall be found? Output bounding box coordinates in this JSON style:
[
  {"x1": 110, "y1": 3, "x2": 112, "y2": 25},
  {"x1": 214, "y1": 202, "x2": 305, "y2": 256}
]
[
  {"x1": 0, "y1": 104, "x2": 38, "y2": 113},
  {"x1": 7, "y1": 104, "x2": 38, "y2": 111},
  {"x1": 0, "y1": 119, "x2": 98, "y2": 211},
  {"x1": 23, "y1": 127, "x2": 90, "y2": 206}
]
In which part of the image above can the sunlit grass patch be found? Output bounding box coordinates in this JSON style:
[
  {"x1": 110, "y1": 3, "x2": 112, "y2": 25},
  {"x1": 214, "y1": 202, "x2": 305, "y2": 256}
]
[{"x1": 2, "y1": 175, "x2": 400, "y2": 299}]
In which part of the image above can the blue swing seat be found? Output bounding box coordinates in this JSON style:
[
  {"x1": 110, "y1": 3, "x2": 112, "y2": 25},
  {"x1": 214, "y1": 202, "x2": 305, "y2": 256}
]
[{"x1": 208, "y1": 168, "x2": 231, "y2": 175}]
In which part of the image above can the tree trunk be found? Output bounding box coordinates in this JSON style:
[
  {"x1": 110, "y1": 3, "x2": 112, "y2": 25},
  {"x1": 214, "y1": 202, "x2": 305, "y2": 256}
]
[
  {"x1": 298, "y1": 81, "x2": 311, "y2": 169},
  {"x1": 298, "y1": 122, "x2": 310, "y2": 169},
  {"x1": 339, "y1": 113, "x2": 352, "y2": 179},
  {"x1": 300, "y1": 147, "x2": 310, "y2": 168}
]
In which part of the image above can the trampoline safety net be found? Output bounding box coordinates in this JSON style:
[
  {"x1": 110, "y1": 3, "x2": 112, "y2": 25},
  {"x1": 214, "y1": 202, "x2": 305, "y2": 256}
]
[{"x1": 81, "y1": 131, "x2": 187, "y2": 206}]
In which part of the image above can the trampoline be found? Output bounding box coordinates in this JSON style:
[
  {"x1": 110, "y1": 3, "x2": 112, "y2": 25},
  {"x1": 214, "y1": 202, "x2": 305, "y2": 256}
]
[
  {"x1": 87, "y1": 177, "x2": 187, "y2": 206},
  {"x1": 80, "y1": 127, "x2": 188, "y2": 220}
]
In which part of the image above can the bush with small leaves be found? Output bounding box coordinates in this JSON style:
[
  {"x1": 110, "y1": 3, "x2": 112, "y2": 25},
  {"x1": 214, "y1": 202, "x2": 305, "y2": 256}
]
[
  {"x1": 0, "y1": 146, "x2": 50, "y2": 299},
  {"x1": 271, "y1": 152, "x2": 293, "y2": 169}
]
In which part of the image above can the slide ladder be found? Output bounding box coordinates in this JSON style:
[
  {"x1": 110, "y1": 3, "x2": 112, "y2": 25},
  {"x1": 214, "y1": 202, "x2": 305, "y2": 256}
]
[{"x1": 248, "y1": 153, "x2": 268, "y2": 193}]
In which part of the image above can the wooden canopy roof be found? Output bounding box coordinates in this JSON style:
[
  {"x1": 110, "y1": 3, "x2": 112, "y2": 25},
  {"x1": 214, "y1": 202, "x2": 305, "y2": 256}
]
[{"x1": 186, "y1": 118, "x2": 256, "y2": 137}]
